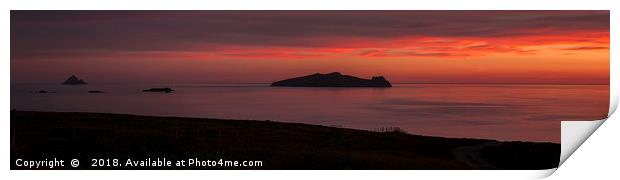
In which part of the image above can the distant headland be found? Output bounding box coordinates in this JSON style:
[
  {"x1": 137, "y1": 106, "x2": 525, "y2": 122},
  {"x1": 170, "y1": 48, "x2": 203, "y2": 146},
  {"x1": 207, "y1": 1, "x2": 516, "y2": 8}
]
[
  {"x1": 61, "y1": 75, "x2": 87, "y2": 85},
  {"x1": 271, "y1": 72, "x2": 392, "y2": 87},
  {"x1": 11, "y1": 110, "x2": 560, "y2": 170}
]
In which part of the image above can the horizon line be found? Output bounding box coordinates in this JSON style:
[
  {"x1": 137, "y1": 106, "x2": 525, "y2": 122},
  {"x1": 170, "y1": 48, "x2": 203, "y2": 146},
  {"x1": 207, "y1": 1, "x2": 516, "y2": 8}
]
[{"x1": 10, "y1": 82, "x2": 611, "y2": 86}]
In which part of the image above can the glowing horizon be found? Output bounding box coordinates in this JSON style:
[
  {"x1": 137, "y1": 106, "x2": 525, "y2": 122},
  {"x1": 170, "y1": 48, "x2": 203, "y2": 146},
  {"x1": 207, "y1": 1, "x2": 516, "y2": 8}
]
[{"x1": 11, "y1": 11, "x2": 610, "y2": 84}]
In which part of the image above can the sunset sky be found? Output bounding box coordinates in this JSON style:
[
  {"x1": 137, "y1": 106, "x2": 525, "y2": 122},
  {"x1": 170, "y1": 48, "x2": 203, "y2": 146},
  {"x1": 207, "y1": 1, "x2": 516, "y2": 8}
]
[{"x1": 11, "y1": 11, "x2": 610, "y2": 84}]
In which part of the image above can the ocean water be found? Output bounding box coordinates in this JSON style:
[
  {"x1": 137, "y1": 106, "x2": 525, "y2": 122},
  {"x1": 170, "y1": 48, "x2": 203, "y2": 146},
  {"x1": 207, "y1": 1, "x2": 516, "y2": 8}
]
[{"x1": 10, "y1": 83, "x2": 610, "y2": 143}]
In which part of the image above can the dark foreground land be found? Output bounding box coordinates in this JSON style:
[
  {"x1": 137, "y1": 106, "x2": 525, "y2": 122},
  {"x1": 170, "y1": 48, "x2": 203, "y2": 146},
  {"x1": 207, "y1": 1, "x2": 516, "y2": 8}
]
[{"x1": 11, "y1": 111, "x2": 559, "y2": 170}]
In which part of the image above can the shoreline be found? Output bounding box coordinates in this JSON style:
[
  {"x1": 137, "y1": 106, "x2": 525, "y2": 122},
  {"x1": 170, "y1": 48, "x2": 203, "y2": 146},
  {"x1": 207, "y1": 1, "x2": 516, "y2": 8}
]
[
  {"x1": 11, "y1": 110, "x2": 559, "y2": 170},
  {"x1": 10, "y1": 110, "x2": 559, "y2": 144}
]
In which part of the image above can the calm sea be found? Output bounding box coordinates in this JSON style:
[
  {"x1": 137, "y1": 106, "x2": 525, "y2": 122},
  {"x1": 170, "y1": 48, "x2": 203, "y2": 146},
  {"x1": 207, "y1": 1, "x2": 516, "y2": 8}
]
[{"x1": 10, "y1": 83, "x2": 610, "y2": 143}]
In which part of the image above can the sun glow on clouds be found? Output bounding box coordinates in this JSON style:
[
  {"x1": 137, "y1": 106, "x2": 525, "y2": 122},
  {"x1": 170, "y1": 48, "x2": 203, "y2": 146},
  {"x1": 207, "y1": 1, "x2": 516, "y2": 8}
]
[
  {"x1": 10, "y1": 11, "x2": 609, "y2": 84},
  {"x1": 114, "y1": 33, "x2": 608, "y2": 61}
]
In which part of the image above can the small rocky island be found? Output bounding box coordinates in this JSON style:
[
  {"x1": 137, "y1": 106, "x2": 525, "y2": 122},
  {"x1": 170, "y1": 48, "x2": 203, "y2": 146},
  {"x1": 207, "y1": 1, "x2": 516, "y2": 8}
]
[
  {"x1": 61, "y1": 75, "x2": 87, "y2": 85},
  {"x1": 271, "y1": 72, "x2": 392, "y2": 87},
  {"x1": 143, "y1": 88, "x2": 175, "y2": 93}
]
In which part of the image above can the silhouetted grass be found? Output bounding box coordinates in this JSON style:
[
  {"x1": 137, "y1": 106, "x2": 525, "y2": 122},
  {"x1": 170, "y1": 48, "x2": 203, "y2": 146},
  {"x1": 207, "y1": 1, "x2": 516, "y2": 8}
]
[{"x1": 372, "y1": 127, "x2": 409, "y2": 134}]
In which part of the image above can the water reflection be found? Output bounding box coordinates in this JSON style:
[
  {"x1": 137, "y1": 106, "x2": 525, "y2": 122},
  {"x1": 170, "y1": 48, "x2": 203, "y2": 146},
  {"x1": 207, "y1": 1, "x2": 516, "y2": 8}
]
[{"x1": 11, "y1": 83, "x2": 609, "y2": 143}]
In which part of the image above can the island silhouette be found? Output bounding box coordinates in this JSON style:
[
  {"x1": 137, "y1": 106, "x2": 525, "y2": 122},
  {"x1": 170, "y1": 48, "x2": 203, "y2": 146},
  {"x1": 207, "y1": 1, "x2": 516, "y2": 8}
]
[
  {"x1": 61, "y1": 75, "x2": 87, "y2": 85},
  {"x1": 143, "y1": 87, "x2": 175, "y2": 93},
  {"x1": 271, "y1": 72, "x2": 392, "y2": 87}
]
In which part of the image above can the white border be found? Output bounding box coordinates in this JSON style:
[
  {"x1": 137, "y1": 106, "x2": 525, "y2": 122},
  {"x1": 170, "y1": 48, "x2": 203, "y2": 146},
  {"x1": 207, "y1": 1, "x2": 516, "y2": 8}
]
[{"x1": 4, "y1": 0, "x2": 618, "y2": 179}]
